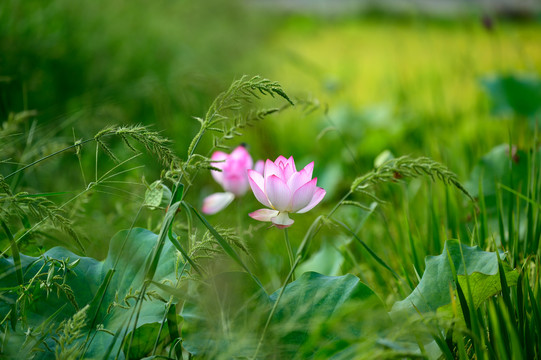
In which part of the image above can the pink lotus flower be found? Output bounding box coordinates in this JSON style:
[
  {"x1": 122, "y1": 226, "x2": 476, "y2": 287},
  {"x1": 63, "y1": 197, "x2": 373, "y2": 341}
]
[
  {"x1": 247, "y1": 156, "x2": 326, "y2": 228},
  {"x1": 202, "y1": 146, "x2": 263, "y2": 214}
]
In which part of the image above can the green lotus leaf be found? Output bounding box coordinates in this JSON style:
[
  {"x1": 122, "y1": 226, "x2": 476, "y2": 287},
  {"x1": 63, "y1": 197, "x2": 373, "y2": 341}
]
[
  {"x1": 268, "y1": 272, "x2": 387, "y2": 359},
  {"x1": 0, "y1": 228, "x2": 179, "y2": 359},
  {"x1": 465, "y1": 144, "x2": 530, "y2": 204},
  {"x1": 481, "y1": 74, "x2": 541, "y2": 119},
  {"x1": 182, "y1": 271, "x2": 386, "y2": 359},
  {"x1": 391, "y1": 240, "x2": 517, "y2": 319}
]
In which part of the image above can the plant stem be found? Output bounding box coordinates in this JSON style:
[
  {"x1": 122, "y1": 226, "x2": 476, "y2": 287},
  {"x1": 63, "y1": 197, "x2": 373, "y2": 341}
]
[
  {"x1": 252, "y1": 216, "x2": 323, "y2": 359},
  {"x1": 236, "y1": 198, "x2": 243, "y2": 240},
  {"x1": 252, "y1": 191, "x2": 355, "y2": 358},
  {"x1": 329, "y1": 190, "x2": 352, "y2": 218},
  {"x1": 1, "y1": 221, "x2": 23, "y2": 286},
  {"x1": 4, "y1": 138, "x2": 95, "y2": 180},
  {"x1": 283, "y1": 228, "x2": 294, "y2": 280}
]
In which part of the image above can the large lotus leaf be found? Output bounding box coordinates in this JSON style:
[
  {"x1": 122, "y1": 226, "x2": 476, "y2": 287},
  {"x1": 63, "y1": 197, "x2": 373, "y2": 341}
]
[
  {"x1": 481, "y1": 74, "x2": 541, "y2": 119},
  {"x1": 391, "y1": 240, "x2": 517, "y2": 319},
  {"x1": 182, "y1": 271, "x2": 386, "y2": 359},
  {"x1": 465, "y1": 144, "x2": 530, "y2": 202},
  {"x1": 294, "y1": 241, "x2": 344, "y2": 277},
  {"x1": 438, "y1": 262, "x2": 518, "y2": 319},
  {"x1": 0, "y1": 228, "x2": 179, "y2": 359},
  {"x1": 268, "y1": 272, "x2": 387, "y2": 359}
]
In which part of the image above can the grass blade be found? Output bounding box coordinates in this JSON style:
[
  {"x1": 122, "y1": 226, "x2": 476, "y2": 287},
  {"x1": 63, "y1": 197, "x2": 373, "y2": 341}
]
[
  {"x1": 1, "y1": 222, "x2": 23, "y2": 287},
  {"x1": 81, "y1": 269, "x2": 115, "y2": 357},
  {"x1": 186, "y1": 202, "x2": 263, "y2": 289},
  {"x1": 166, "y1": 228, "x2": 202, "y2": 276},
  {"x1": 166, "y1": 304, "x2": 182, "y2": 360},
  {"x1": 332, "y1": 219, "x2": 402, "y2": 281}
]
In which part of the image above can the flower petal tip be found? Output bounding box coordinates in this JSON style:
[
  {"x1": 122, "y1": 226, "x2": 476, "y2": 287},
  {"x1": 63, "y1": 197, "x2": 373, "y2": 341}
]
[
  {"x1": 249, "y1": 209, "x2": 279, "y2": 222},
  {"x1": 202, "y1": 192, "x2": 235, "y2": 215}
]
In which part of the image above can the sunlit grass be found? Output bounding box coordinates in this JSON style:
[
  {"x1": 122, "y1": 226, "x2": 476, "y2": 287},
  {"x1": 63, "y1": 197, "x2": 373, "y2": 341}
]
[
  {"x1": 253, "y1": 17, "x2": 540, "y2": 167},
  {"x1": 268, "y1": 17, "x2": 540, "y2": 108}
]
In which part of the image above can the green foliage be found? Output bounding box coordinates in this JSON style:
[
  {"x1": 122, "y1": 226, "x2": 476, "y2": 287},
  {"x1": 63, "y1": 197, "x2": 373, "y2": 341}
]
[
  {"x1": 267, "y1": 272, "x2": 385, "y2": 359},
  {"x1": 481, "y1": 74, "x2": 541, "y2": 120},
  {"x1": 181, "y1": 271, "x2": 385, "y2": 359},
  {"x1": 143, "y1": 180, "x2": 172, "y2": 211},
  {"x1": 94, "y1": 125, "x2": 178, "y2": 167},
  {"x1": 465, "y1": 144, "x2": 533, "y2": 206},
  {"x1": 0, "y1": 0, "x2": 276, "y2": 137},
  {"x1": 0, "y1": 74, "x2": 295, "y2": 359},
  {"x1": 295, "y1": 240, "x2": 344, "y2": 277},
  {"x1": 165, "y1": 75, "x2": 292, "y2": 188},
  {"x1": 391, "y1": 240, "x2": 517, "y2": 318},
  {"x1": 351, "y1": 156, "x2": 473, "y2": 201},
  {"x1": 0, "y1": 184, "x2": 81, "y2": 250},
  {"x1": 2, "y1": 13, "x2": 541, "y2": 358},
  {"x1": 181, "y1": 272, "x2": 267, "y2": 358},
  {"x1": 465, "y1": 143, "x2": 541, "y2": 257},
  {"x1": 0, "y1": 228, "x2": 179, "y2": 359},
  {"x1": 55, "y1": 305, "x2": 89, "y2": 360},
  {"x1": 384, "y1": 240, "x2": 525, "y2": 360}
]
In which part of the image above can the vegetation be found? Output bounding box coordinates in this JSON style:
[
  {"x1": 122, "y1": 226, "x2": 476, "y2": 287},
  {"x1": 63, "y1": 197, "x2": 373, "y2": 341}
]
[{"x1": 1, "y1": 2, "x2": 541, "y2": 359}]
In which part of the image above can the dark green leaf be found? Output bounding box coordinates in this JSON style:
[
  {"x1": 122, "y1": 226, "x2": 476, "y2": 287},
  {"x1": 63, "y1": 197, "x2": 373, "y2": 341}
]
[
  {"x1": 481, "y1": 74, "x2": 541, "y2": 119},
  {"x1": 0, "y1": 228, "x2": 179, "y2": 359}
]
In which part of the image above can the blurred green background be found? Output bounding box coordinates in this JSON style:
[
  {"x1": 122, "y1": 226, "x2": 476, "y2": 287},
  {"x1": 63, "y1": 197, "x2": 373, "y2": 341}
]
[{"x1": 1, "y1": 0, "x2": 540, "y2": 292}]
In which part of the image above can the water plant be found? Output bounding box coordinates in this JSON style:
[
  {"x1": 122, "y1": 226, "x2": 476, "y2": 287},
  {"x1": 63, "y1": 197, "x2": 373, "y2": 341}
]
[{"x1": 0, "y1": 73, "x2": 538, "y2": 360}]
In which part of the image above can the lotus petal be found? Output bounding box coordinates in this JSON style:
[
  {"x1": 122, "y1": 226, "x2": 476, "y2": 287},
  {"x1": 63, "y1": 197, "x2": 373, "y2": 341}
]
[
  {"x1": 264, "y1": 159, "x2": 283, "y2": 180},
  {"x1": 302, "y1": 161, "x2": 314, "y2": 179},
  {"x1": 249, "y1": 208, "x2": 279, "y2": 222},
  {"x1": 287, "y1": 168, "x2": 312, "y2": 193},
  {"x1": 291, "y1": 178, "x2": 317, "y2": 212},
  {"x1": 254, "y1": 160, "x2": 264, "y2": 174},
  {"x1": 296, "y1": 187, "x2": 326, "y2": 214},
  {"x1": 202, "y1": 192, "x2": 235, "y2": 214},
  {"x1": 210, "y1": 151, "x2": 229, "y2": 185},
  {"x1": 247, "y1": 170, "x2": 272, "y2": 207},
  {"x1": 230, "y1": 146, "x2": 253, "y2": 169},
  {"x1": 265, "y1": 175, "x2": 292, "y2": 211}
]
